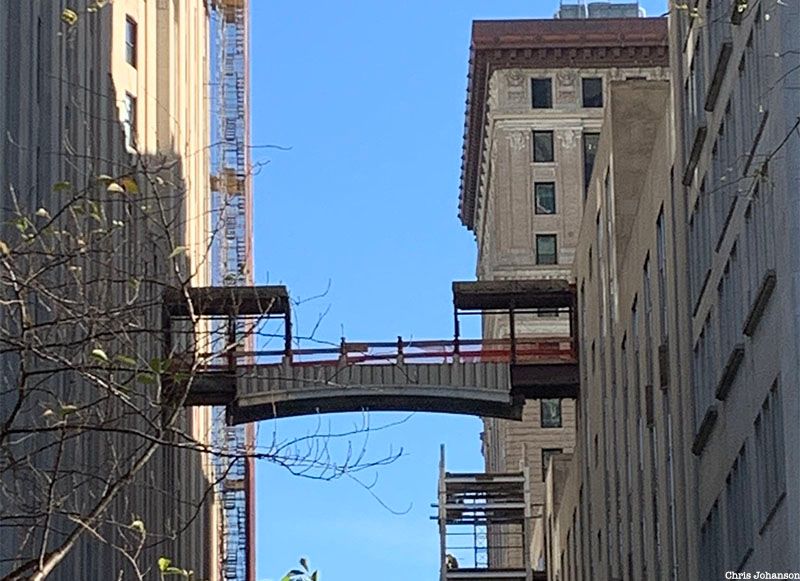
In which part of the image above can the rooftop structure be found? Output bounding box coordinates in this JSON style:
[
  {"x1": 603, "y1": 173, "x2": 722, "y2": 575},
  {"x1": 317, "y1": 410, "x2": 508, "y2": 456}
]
[{"x1": 554, "y1": 1, "x2": 644, "y2": 20}]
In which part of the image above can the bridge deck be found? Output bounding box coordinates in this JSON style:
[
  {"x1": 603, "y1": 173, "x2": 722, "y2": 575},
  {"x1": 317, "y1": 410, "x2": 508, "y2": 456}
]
[{"x1": 185, "y1": 338, "x2": 578, "y2": 423}]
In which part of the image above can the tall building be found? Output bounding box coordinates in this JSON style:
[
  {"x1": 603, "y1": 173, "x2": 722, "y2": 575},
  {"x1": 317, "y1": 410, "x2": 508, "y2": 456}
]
[
  {"x1": 458, "y1": 12, "x2": 669, "y2": 568},
  {"x1": 543, "y1": 1, "x2": 800, "y2": 580},
  {"x1": 548, "y1": 78, "x2": 678, "y2": 581},
  {"x1": 672, "y1": 0, "x2": 800, "y2": 576},
  {"x1": 0, "y1": 1, "x2": 223, "y2": 578}
]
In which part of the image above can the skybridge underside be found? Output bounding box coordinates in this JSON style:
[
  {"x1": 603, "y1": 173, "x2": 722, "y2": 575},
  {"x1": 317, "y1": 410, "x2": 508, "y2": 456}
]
[{"x1": 187, "y1": 359, "x2": 579, "y2": 424}]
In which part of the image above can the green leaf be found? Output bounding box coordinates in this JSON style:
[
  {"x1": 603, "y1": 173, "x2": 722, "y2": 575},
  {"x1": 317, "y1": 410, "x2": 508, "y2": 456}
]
[
  {"x1": 59, "y1": 404, "x2": 78, "y2": 417},
  {"x1": 149, "y1": 357, "x2": 167, "y2": 373},
  {"x1": 107, "y1": 182, "x2": 125, "y2": 194},
  {"x1": 300, "y1": 558, "x2": 308, "y2": 572},
  {"x1": 311, "y1": 572, "x2": 319, "y2": 581},
  {"x1": 158, "y1": 557, "x2": 171, "y2": 572},
  {"x1": 136, "y1": 372, "x2": 157, "y2": 385},
  {"x1": 130, "y1": 519, "x2": 145, "y2": 534},
  {"x1": 115, "y1": 354, "x2": 138, "y2": 367},
  {"x1": 0, "y1": 240, "x2": 9, "y2": 256},
  {"x1": 169, "y1": 246, "x2": 189, "y2": 259},
  {"x1": 52, "y1": 180, "x2": 72, "y2": 192},
  {"x1": 280, "y1": 576, "x2": 293, "y2": 581},
  {"x1": 90, "y1": 348, "x2": 109, "y2": 363}
]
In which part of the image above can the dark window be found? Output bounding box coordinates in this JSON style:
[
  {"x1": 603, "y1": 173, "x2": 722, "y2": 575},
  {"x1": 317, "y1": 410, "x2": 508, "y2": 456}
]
[
  {"x1": 535, "y1": 182, "x2": 556, "y2": 215},
  {"x1": 532, "y1": 78, "x2": 553, "y2": 108},
  {"x1": 125, "y1": 17, "x2": 137, "y2": 68},
  {"x1": 542, "y1": 448, "x2": 563, "y2": 481},
  {"x1": 541, "y1": 399, "x2": 562, "y2": 428},
  {"x1": 533, "y1": 130, "x2": 554, "y2": 162},
  {"x1": 536, "y1": 234, "x2": 557, "y2": 265},
  {"x1": 583, "y1": 132, "x2": 600, "y2": 200},
  {"x1": 582, "y1": 77, "x2": 603, "y2": 107}
]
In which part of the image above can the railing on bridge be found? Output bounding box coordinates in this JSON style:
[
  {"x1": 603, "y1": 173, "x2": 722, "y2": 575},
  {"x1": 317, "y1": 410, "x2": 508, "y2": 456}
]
[
  {"x1": 162, "y1": 280, "x2": 581, "y2": 421},
  {"x1": 198, "y1": 336, "x2": 576, "y2": 368}
]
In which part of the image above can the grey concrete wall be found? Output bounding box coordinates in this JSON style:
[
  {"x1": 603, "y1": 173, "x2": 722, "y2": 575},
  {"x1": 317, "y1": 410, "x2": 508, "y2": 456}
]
[{"x1": 0, "y1": 1, "x2": 216, "y2": 578}]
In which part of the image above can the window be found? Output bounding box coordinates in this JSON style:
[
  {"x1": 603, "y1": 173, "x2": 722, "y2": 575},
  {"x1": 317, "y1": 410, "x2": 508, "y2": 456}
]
[
  {"x1": 541, "y1": 399, "x2": 562, "y2": 428},
  {"x1": 532, "y1": 78, "x2": 553, "y2": 108},
  {"x1": 542, "y1": 448, "x2": 563, "y2": 481},
  {"x1": 533, "y1": 130, "x2": 554, "y2": 162},
  {"x1": 582, "y1": 77, "x2": 603, "y2": 107},
  {"x1": 726, "y1": 446, "x2": 754, "y2": 571},
  {"x1": 755, "y1": 382, "x2": 786, "y2": 527},
  {"x1": 656, "y1": 208, "x2": 668, "y2": 340},
  {"x1": 535, "y1": 182, "x2": 556, "y2": 215},
  {"x1": 125, "y1": 16, "x2": 137, "y2": 68},
  {"x1": 582, "y1": 132, "x2": 600, "y2": 199},
  {"x1": 536, "y1": 234, "x2": 557, "y2": 265},
  {"x1": 123, "y1": 93, "x2": 137, "y2": 151},
  {"x1": 700, "y1": 502, "x2": 724, "y2": 580}
]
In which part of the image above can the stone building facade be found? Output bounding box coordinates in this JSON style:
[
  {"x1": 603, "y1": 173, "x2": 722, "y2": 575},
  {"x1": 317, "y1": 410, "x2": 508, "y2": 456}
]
[
  {"x1": 548, "y1": 79, "x2": 680, "y2": 581},
  {"x1": 544, "y1": 1, "x2": 800, "y2": 579},
  {"x1": 459, "y1": 16, "x2": 669, "y2": 569},
  {"x1": 0, "y1": 1, "x2": 218, "y2": 578}
]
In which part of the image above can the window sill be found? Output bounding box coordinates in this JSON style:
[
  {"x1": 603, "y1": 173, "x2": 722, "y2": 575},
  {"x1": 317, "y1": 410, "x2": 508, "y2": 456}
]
[
  {"x1": 743, "y1": 111, "x2": 770, "y2": 177},
  {"x1": 715, "y1": 344, "x2": 745, "y2": 400},
  {"x1": 682, "y1": 125, "x2": 708, "y2": 186},
  {"x1": 692, "y1": 268, "x2": 712, "y2": 317},
  {"x1": 743, "y1": 270, "x2": 776, "y2": 337},
  {"x1": 715, "y1": 197, "x2": 738, "y2": 253},
  {"x1": 758, "y1": 491, "x2": 786, "y2": 536},
  {"x1": 734, "y1": 548, "x2": 754, "y2": 573},
  {"x1": 704, "y1": 42, "x2": 734, "y2": 112},
  {"x1": 692, "y1": 404, "x2": 718, "y2": 456}
]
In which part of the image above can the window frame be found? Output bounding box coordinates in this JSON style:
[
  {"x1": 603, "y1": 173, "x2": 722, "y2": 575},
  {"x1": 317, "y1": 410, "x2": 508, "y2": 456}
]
[
  {"x1": 540, "y1": 399, "x2": 563, "y2": 428},
  {"x1": 533, "y1": 130, "x2": 555, "y2": 162},
  {"x1": 536, "y1": 233, "x2": 558, "y2": 265},
  {"x1": 534, "y1": 182, "x2": 557, "y2": 215},
  {"x1": 542, "y1": 448, "x2": 563, "y2": 481},
  {"x1": 582, "y1": 77, "x2": 604, "y2": 108},
  {"x1": 123, "y1": 92, "x2": 137, "y2": 152},
  {"x1": 582, "y1": 132, "x2": 600, "y2": 200},
  {"x1": 125, "y1": 16, "x2": 137, "y2": 68},
  {"x1": 531, "y1": 78, "x2": 553, "y2": 109}
]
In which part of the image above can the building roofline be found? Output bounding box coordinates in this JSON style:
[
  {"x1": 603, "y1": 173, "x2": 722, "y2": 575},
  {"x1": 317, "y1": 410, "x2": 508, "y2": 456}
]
[{"x1": 458, "y1": 17, "x2": 669, "y2": 230}]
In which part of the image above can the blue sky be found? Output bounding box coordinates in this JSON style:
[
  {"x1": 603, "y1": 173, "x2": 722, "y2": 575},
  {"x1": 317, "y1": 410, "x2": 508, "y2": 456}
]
[{"x1": 250, "y1": 1, "x2": 667, "y2": 579}]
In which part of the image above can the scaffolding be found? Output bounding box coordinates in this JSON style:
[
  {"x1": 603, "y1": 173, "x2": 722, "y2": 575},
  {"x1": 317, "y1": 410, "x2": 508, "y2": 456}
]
[
  {"x1": 437, "y1": 447, "x2": 535, "y2": 581},
  {"x1": 209, "y1": 0, "x2": 252, "y2": 579}
]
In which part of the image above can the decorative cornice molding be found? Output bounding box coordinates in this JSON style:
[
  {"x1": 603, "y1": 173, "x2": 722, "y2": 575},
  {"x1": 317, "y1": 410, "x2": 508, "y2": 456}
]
[{"x1": 458, "y1": 18, "x2": 670, "y2": 230}]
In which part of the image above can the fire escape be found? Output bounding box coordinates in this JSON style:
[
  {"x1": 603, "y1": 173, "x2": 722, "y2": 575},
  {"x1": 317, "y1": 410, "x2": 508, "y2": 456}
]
[{"x1": 209, "y1": 0, "x2": 252, "y2": 579}]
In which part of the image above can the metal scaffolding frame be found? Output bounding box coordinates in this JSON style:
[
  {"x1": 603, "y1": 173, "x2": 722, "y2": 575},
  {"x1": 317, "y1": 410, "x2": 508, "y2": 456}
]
[
  {"x1": 209, "y1": 0, "x2": 253, "y2": 579},
  {"x1": 436, "y1": 446, "x2": 535, "y2": 581}
]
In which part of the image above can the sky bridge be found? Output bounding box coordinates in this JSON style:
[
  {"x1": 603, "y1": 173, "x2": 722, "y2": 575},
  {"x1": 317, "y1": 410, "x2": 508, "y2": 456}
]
[{"x1": 164, "y1": 279, "x2": 580, "y2": 423}]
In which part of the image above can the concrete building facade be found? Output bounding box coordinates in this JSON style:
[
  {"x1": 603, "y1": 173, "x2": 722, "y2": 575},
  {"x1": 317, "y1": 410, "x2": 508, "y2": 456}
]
[
  {"x1": 548, "y1": 79, "x2": 682, "y2": 581},
  {"x1": 459, "y1": 15, "x2": 669, "y2": 569},
  {"x1": 543, "y1": 1, "x2": 800, "y2": 579},
  {"x1": 1, "y1": 1, "x2": 218, "y2": 578}
]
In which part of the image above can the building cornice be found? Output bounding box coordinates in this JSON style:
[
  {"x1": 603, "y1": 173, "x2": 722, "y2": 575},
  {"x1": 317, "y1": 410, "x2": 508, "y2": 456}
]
[{"x1": 459, "y1": 17, "x2": 669, "y2": 230}]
